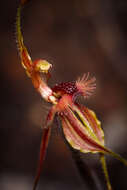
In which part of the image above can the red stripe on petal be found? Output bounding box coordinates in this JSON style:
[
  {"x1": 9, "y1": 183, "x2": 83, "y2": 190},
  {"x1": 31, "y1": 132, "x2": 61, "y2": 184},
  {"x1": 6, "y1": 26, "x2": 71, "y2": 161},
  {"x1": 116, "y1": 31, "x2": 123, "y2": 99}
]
[
  {"x1": 62, "y1": 116, "x2": 97, "y2": 152},
  {"x1": 64, "y1": 107, "x2": 106, "y2": 153},
  {"x1": 76, "y1": 104, "x2": 104, "y2": 144}
]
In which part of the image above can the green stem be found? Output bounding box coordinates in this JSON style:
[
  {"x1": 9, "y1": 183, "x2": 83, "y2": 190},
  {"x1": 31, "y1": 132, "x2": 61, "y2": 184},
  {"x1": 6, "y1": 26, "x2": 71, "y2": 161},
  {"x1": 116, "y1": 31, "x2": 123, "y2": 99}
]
[
  {"x1": 100, "y1": 153, "x2": 112, "y2": 190},
  {"x1": 107, "y1": 150, "x2": 127, "y2": 166}
]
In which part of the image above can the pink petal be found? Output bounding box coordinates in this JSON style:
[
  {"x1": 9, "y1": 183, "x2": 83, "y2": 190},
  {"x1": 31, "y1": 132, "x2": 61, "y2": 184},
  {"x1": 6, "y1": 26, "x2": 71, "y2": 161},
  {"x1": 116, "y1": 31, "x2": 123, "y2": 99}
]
[
  {"x1": 75, "y1": 104, "x2": 104, "y2": 144},
  {"x1": 60, "y1": 106, "x2": 107, "y2": 154}
]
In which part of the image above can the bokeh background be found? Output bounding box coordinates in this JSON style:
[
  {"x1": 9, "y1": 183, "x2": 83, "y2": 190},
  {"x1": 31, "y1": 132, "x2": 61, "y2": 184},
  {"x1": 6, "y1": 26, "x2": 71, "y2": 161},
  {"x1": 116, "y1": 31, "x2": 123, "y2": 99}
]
[{"x1": 1, "y1": 0, "x2": 127, "y2": 189}]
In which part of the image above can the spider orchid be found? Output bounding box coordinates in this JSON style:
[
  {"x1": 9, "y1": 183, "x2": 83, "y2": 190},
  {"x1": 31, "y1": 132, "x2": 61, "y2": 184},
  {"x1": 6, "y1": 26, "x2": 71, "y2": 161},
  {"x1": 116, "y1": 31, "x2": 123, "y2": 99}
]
[{"x1": 16, "y1": 1, "x2": 127, "y2": 190}]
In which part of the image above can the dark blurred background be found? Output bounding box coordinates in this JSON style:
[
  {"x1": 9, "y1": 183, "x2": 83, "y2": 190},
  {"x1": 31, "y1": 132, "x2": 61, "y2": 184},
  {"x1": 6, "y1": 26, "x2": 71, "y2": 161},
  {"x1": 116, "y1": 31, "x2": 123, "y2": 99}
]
[{"x1": 1, "y1": 0, "x2": 127, "y2": 189}]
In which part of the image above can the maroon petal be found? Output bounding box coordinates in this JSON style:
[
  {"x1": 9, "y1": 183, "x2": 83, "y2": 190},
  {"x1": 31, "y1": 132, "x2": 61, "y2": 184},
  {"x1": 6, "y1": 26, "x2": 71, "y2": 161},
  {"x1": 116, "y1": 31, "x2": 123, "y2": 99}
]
[{"x1": 33, "y1": 106, "x2": 56, "y2": 190}]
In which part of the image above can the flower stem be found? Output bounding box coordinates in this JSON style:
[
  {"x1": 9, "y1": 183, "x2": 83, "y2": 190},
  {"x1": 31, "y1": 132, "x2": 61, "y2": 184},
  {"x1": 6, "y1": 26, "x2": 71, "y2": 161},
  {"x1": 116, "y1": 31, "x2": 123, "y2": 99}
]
[{"x1": 100, "y1": 153, "x2": 112, "y2": 190}]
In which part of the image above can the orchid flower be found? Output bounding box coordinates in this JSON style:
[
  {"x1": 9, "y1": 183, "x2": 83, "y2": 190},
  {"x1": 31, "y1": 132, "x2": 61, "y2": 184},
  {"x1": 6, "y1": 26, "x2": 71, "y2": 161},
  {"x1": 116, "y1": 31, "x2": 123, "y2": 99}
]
[{"x1": 16, "y1": 1, "x2": 127, "y2": 190}]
